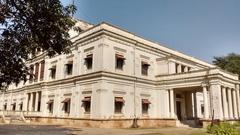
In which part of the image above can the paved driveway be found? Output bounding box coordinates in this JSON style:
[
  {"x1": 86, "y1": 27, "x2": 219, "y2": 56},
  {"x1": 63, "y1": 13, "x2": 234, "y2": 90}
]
[{"x1": 0, "y1": 124, "x2": 206, "y2": 135}]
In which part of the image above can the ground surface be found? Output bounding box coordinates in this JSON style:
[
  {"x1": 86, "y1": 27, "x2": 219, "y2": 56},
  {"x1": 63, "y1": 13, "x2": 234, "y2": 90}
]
[{"x1": 0, "y1": 124, "x2": 207, "y2": 135}]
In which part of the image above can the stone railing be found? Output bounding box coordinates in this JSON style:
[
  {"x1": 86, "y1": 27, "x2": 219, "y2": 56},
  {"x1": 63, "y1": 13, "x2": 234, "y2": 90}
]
[{"x1": 156, "y1": 68, "x2": 239, "y2": 82}]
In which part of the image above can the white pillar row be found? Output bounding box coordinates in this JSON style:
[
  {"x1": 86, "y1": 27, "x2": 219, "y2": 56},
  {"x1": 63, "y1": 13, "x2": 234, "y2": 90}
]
[
  {"x1": 169, "y1": 89, "x2": 175, "y2": 118},
  {"x1": 29, "y1": 93, "x2": 33, "y2": 111},
  {"x1": 227, "y1": 88, "x2": 233, "y2": 119},
  {"x1": 203, "y1": 86, "x2": 209, "y2": 119},
  {"x1": 232, "y1": 89, "x2": 238, "y2": 119},
  {"x1": 35, "y1": 92, "x2": 39, "y2": 111},
  {"x1": 221, "y1": 86, "x2": 229, "y2": 119}
]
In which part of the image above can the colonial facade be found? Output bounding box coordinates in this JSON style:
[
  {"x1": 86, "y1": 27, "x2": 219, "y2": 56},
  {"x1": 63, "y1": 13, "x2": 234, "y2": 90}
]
[{"x1": 1, "y1": 20, "x2": 240, "y2": 128}]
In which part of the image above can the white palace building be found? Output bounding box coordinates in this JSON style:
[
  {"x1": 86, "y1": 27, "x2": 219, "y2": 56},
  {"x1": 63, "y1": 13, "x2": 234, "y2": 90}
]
[{"x1": 1, "y1": 20, "x2": 240, "y2": 128}]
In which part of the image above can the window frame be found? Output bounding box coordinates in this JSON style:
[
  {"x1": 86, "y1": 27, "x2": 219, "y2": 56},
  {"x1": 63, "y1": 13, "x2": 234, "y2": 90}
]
[
  {"x1": 85, "y1": 54, "x2": 93, "y2": 70},
  {"x1": 40, "y1": 60, "x2": 45, "y2": 81},
  {"x1": 115, "y1": 54, "x2": 125, "y2": 70},
  {"x1": 65, "y1": 62, "x2": 73, "y2": 76},
  {"x1": 142, "y1": 99, "x2": 151, "y2": 115},
  {"x1": 49, "y1": 66, "x2": 56, "y2": 79},
  {"x1": 114, "y1": 97, "x2": 124, "y2": 114},
  {"x1": 34, "y1": 63, "x2": 39, "y2": 82},
  {"x1": 141, "y1": 61, "x2": 150, "y2": 76},
  {"x1": 82, "y1": 97, "x2": 91, "y2": 114}
]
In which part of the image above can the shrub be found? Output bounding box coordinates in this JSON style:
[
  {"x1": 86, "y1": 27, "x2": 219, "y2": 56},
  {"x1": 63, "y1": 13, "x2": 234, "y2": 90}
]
[{"x1": 207, "y1": 122, "x2": 239, "y2": 135}]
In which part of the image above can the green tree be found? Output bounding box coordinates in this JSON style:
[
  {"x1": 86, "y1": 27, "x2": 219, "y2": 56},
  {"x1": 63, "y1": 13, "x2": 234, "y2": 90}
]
[
  {"x1": 213, "y1": 53, "x2": 240, "y2": 78},
  {"x1": 0, "y1": 0, "x2": 77, "y2": 89}
]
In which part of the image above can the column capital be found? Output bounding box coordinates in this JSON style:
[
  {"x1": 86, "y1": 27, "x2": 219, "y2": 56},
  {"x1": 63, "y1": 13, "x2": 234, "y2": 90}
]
[
  {"x1": 201, "y1": 84, "x2": 208, "y2": 87},
  {"x1": 235, "y1": 84, "x2": 240, "y2": 90},
  {"x1": 201, "y1": 81, "x2": 209, "y2": 87}
]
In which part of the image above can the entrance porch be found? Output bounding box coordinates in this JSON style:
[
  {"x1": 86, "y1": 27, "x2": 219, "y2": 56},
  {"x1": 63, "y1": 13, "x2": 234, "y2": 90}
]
[{"x1": 157, "y1": 68, "x2": 240, "y2": 127}]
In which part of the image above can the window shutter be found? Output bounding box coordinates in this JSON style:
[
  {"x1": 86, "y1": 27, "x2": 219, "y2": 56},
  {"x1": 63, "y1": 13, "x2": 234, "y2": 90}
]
[
  {"x1": 29, "y1": 65, "x2": 34, "y2": 83},
  {"x1": 34, "y1": 63, "x2": 39, "y2": 82},
  {"x1": 40, "y1": 61, "x2": 45, "y2": 81}
]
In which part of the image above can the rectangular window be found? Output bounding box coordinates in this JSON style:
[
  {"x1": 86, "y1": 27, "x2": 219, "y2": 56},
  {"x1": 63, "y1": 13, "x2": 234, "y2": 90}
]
[
  {"x1": 142, "y1": 99, "x2": 151, "y2": 114},
  {"x1": 12, "y1": 103, "x2": 16, "y2": 111},
  {"x1": 47, "y1": 100, "x2": 54, "y2": 113},
  {"x1": 114, "y1": 97, "x2": 124, "y2": 114},
  {"x1": 188, "y1": 67, "x2": 191, "y2": 72},
  {"x1": 141, "y1": 61, "x2": 150, "y2": 76},
  {"x1": 61, "y1": 98, "x2": 71, "y2": 114},
  {"x1": 82, "y1": 97, "x2": 91, "y2": 114},
  {"x1": 49, "y1": 66, "x2": 56, "y2": 79},
  {"x1": 34, "y1": 63, "x2": 39, "y2": 82},
  {"x1": 29, "y1": 65, "x2": 34, "y2": 83},
  {"x1": 19, "y1": 102, "x2": 23, "y2": 111},
  {"x1": 4, "y1": 104, "x2": 7, "y2": 110},
  {"x1": 115, "y1": 54, "x2": 125, "y2": 70},
  {"x1": 85, "y1": 54, "x2": 93, "y2": 70},
  {"x1": 65, "y1": 61, "x2": 73, "y2": 76},
  {"x1": 201, "y1": 104, "x2": 204, "y2": 115},
  {"x1": 40, "y1": 60, "x2": 45, "y2": 81}
]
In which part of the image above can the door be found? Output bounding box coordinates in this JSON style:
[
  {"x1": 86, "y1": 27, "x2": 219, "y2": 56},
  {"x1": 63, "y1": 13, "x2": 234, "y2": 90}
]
[{"x1": 176, "y1": 101, "x2": 182, "y2": 120}]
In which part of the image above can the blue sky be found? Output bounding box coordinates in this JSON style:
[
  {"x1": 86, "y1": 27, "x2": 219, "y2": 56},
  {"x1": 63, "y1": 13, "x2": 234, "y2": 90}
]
[{"x1": 62, "y1": 0, "x2": 240, "y2": 63}]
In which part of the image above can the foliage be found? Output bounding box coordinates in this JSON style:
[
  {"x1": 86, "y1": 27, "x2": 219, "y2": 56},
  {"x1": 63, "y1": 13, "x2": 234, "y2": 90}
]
[
  {"x1": 0, "y1": 0, "x2": 77, "y2": 89},
  {"x1": 213, "y1": 53, "x2": 240, "y2": 78},
  {"x1": 207, "y1": 122, "x2": 240, "y2": 135}
]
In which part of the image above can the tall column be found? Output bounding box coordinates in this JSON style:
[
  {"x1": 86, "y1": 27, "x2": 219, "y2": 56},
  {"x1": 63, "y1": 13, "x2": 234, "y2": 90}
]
[
  {"x1": 193, "y1": 92, "x2": 198, "y2": 118},
  {"x1": 236, "y1": 84, "x2": 240, "y2": 118},
  {"x1": 35, "y1": 92, "x2": 39, "y2": 111},
  {"x1": 29, "y1": 93, "x2": 33, "y2": 111},
  {"x1": 209, "y1": 83, "x2": 223, "y2": 120},
  {"x1": 222, "y1": 87, "x2": 229, "y2": 119},
  {"x1": 184, "y1": 66, "x2": 188, "y2": 72},
  {"x1": 227, "y1": 88, "x2": 233, "y2": 119},
  {"x1": 165, "y1": 90, "x2": 170, "y2": 118},
  {"x1": 23, "y1": 93, "x2": 28, "y2": 111},
  {"x1": 177, "y1": 64, "x2": 181, "y2": 73},
  {"x1": 169, "y1": 89, "x2": 175, "y2": 118},
  {"x1": 232, "y1": 89, "x2": 238, "y2": 119},
  {"x1": 203, "y1": 86, "x2": 209, "y2": 119}
]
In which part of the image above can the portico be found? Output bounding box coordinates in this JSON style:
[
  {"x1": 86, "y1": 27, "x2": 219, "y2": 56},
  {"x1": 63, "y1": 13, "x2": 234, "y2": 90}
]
[{"x1": 157, "y1": 67, "x2": 240, "y2": 124}]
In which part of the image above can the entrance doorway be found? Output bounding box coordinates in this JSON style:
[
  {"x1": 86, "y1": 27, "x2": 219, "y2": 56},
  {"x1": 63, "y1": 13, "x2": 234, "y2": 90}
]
[{"x1": 176, "y1": 101, "x2": 182, "y2": 120}]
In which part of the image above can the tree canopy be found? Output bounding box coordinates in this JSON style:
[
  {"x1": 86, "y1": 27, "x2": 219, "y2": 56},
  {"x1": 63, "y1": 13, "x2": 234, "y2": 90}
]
[
  {"x1": 0, "y1": 0, "x2": 77, "y2": 89},
  {"x1": 213, "y1": 53, "x2": 240, "y2": 78}
]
